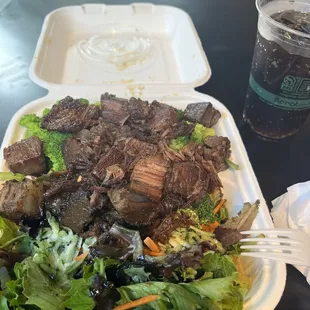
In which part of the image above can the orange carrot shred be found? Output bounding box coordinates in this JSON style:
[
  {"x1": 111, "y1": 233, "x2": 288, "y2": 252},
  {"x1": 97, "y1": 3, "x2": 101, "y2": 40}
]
[
  {"x1": 144, "y1": 248, "x2": 165, "y2": 257},
  {"x1": 74, "y1": 251, "x2": 89, "y2": 262},
  {"x1": 144, "y1": 237, "x2": 160, "y2": 253},
  {"x1": 201, "y1": 221, "x2": 220, "y2": 232},
  {"x1": 113, "y1": 295, "x2": 159, "y2": 310},
  {"x1": 213, "y1": 199, "x2": 226, "y2": 214}
]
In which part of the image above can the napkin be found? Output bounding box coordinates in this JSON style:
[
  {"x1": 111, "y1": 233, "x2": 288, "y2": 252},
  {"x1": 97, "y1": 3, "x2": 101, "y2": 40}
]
[{"x1": 271, "y1": 181, "x2": 310, "y2": 284}]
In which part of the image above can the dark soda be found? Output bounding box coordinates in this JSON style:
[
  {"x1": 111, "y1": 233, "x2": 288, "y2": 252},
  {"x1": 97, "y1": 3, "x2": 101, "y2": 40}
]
[{"x1": 243, "y1": 10, "x2": 310, "y2": 139}]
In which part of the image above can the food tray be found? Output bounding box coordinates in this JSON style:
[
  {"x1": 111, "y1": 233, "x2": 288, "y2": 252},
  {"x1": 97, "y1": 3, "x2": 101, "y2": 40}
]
[{"x1": 0, "y1": 4, "x2": 286, "y2": 310}]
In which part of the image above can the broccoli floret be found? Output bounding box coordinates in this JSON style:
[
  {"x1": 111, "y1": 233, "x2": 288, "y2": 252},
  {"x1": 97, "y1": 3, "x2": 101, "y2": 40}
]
[
  {"x1": 79, "y1": 98, "x2": 89, "y2": 105},
  {"x1": 42, "y1": 108, "x2": 51, "y2": 117},
  {"x1": 190, "y1": 123, "x2": 215, "y2": 143},
  {"x1": 19, "y1": 114, "x2": 71, "y2": 171},
  {"x1": 195, "y1": 195, "x2": 218, "y2": 224},
  {"x1": 169, "y1": 136, "x2": 189, "y2": 152},
  {"x1": 94, "y1": 101, "x2": 101, "y2": 107},
  {"x1": 176, "y1": 109, "x2": 184, "y2": 120}
]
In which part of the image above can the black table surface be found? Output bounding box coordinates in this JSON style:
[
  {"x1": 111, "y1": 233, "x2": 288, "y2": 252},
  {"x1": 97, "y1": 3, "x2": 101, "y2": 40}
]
[{"x1": 0, "y1": 0, "x2": 309, "y2": 309}]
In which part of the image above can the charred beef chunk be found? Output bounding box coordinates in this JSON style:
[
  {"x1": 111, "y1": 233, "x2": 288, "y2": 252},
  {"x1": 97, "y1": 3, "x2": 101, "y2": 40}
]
[
  {"x1": 148, "y1": 101, "x2": 178, "y2": 134},
  {"x1": 170, "y1": 120, "x2": 195, "y2": 139},
  {"x1": 73, "y1": 122, "x2": 115, "y2": 148},
  {"x1": 201, "y1": 160, "x2": 223, "y2": 193},
  {"x1": 108, "y1": 188, "x2": 157, "y2": 226},
  {"x1": 203, "y1": 136, "x2": 231, "y2": 172},
  {"x1": 184, "y1": 102, "x2": 221, "y2": 127},
  {"x1": 159, "y1": 194, "x2": 186, "y2": 215},
  {"x1": 60, "y1": 188, "x2": 93, "y2": 233},
  {"x1": 101, "y1": 93, "x2": 129, "y2": 125},
  {"x1": 46, "y1": 188, "x2": 93, "y2": 234},
  {"x1": 123, "y1": 138, "x2": 158, "y2": 158},
  {"x1": 0, "y1": 180, "x2": 44, "y2": 222},
  {"x1": 165, "y1": 162, "x2": 209, "y2": 200},
  {"x1": 127, "y1": 97, "x2": 150, "y2": 123},
  {"x1": 130, "y1": 155, "x2": 170, "y2": 202},
  {"x1": 130, "y1": 124, "x2": 160, "y2": 144},
  {"x1": 63, "y1": 138, "x2": 101, "y2": 171},
  {"x1": 92, "y1": 148, "x2": 126, "y2": 181},
  {"x1": 44, "y1": 178, "x2": 80, "y2": 199},
  {"x1": 41, "y1": 96, "x2": 101, "y2": 133},
  {"x1": 3, "y1": 136, "x2": 46, "y2": 176}
]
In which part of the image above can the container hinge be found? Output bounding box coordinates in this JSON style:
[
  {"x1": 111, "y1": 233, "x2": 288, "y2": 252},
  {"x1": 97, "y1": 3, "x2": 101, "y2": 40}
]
[
  {"x1": 132, "y1": 3, "x2": 155, "y2": 15},
  {"x1": 81, "y1": 4, "x2": 106, "y2": 15}
]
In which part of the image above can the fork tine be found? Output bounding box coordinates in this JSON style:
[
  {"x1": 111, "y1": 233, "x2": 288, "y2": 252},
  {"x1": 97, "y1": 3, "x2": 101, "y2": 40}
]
[
  {"x1": 240, "y1": 229, "x2": 298, "y2": 236},
  {"x1": 241, "y1": 252, "x2": 305, "y2": 265},
  {"x1": 240, "y1": 244, "x2": 302, "y2": 252},
  {"x1": 239, "y1": 238, "x2": 302, "y2": 245}
]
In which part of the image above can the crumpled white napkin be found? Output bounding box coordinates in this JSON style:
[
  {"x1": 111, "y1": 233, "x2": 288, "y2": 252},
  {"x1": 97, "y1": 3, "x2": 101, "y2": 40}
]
[{"x1": 271, "y1": 181, "x2": 310, "y2": 284}]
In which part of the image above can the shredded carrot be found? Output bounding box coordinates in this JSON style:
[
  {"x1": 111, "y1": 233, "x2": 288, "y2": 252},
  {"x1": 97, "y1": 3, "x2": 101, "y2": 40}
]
[
  {"x1": 201, "y1": 221, "x2": 220, "y2": 232},
  {"x1": 74, "y1": 251, "x2": 89, "y2": 262},
  {"x1": 113, "y1": 295, "x2": 159, "y2": 310},
  {"x1": 213, "y1": 199, "x2": 226, "y2": 214},
  {"x1": 144, "y1": 237, "x2": 160, "y2": 253},
  {"x1": 144, "y1": 248, "x2": 165, "y2": 256}
]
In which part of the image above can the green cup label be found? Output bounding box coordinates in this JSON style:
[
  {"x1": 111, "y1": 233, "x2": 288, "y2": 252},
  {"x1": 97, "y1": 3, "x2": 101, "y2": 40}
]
[{"x1": 249, "y1": 74, "x2": 310, "y2": 111}]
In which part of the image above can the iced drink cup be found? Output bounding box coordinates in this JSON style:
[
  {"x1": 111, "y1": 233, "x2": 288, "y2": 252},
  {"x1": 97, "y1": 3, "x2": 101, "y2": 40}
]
[{"x1": 243, "y1": 0, "x2": 310, "y2": 139}]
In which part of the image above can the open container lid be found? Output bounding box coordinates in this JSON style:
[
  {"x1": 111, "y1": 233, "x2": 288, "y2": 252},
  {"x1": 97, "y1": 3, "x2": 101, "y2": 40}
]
[{"x1": 30, "y1": 3, "x2": 211, "y2": 90}]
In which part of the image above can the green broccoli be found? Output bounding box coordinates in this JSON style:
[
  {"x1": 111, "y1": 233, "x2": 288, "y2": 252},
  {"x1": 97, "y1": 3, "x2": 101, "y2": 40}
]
[
  {"x1": 42, "y1": 108, "x2": 51, "y2": 116},
  {"x1": 79, "y1": 98, "x2": 89, "y2": 105},
  {"x1": 190, "y1": 123, "x2": 215, "y2": 143},
  {"x1": 169, "y1": 136, "x2": 189, "y2": 152},
  {"x1": 19, "y1": 114, "x2": 71, "y2": 171},
  {"x1": 176, "y1": 109, "x2": 184, "y2": 120}
]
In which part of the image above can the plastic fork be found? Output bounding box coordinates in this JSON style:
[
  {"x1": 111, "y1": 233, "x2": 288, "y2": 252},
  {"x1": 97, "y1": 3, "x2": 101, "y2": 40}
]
[{"x1": 239, "y1": 229, "x2": 310, "y2": 266}]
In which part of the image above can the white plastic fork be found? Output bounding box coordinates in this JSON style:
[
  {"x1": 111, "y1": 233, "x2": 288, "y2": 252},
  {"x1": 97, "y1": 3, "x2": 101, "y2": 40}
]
[{"x1": 239, "y1": 229, "x2": 310, "y2": 266}]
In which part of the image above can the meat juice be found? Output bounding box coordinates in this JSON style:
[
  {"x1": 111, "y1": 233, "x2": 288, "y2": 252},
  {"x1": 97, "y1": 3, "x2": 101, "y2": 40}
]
[{"x1": 243, "y1": 1, "x2": 310, "y2": 139}]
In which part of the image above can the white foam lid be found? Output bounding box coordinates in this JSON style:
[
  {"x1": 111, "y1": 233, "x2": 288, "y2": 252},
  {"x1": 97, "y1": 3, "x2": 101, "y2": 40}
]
[
  {"x1": 30, "y1": 3, "x2": 211, "y2": 90},
  {"x1": 1, "y1": 3, "x2": 286, "y2": 310}
]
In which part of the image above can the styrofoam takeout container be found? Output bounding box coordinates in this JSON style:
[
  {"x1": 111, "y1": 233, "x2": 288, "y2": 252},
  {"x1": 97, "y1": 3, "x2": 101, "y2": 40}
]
[{"x1": 0, "y1": 3, "x2": 286, "y2": 309}]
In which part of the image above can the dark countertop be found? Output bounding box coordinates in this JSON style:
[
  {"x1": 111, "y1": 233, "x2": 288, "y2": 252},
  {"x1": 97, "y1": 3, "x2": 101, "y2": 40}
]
[{"x1": 0, "y1": 0, "x2": 309, "y2": 309}]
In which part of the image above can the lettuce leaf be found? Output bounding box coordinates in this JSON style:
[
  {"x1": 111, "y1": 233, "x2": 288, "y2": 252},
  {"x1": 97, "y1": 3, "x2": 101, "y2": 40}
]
[
  {"x1": 32, "y1": 213, "x2": 96, "y2": 291},
  {"x1": 0, "y1": 217, "x2": 19, "y2": 248},
  {"x1": 184, "y1": 275, "x2": 244, "y2": 310},
  {"x1": 0, "y1": 216, "x2": 32, "y2": 259},
  {"x1": 0, "y1": 172, "x2": 25, "y2": 182},
  {"x1": 117, "y1": 271, "x2": 246, "y2": 310},
  {"x1": 23, "y1": 259, "x2": 66, "y2": 310},
  {"x1": 200, "y1": 252, "x2": 236, "y2": 278},
  {"x1": 117, "y1": 281, "x2": 203, "y2": 310},
  {"x1": 0, "y1": 294, "x2": 9, "y2": 310},
  {"x1": 61, "y1": 291, "x2": 95, "y2": 310},
  {"x1": 123, "y1": 266, "x2": 151, "y2": 283}
]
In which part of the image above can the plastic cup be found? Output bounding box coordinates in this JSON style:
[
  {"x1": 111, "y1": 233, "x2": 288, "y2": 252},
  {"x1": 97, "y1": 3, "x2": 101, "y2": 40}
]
[{"x1": 243, "y1": 0, "x2": 310, "y2": 139}]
